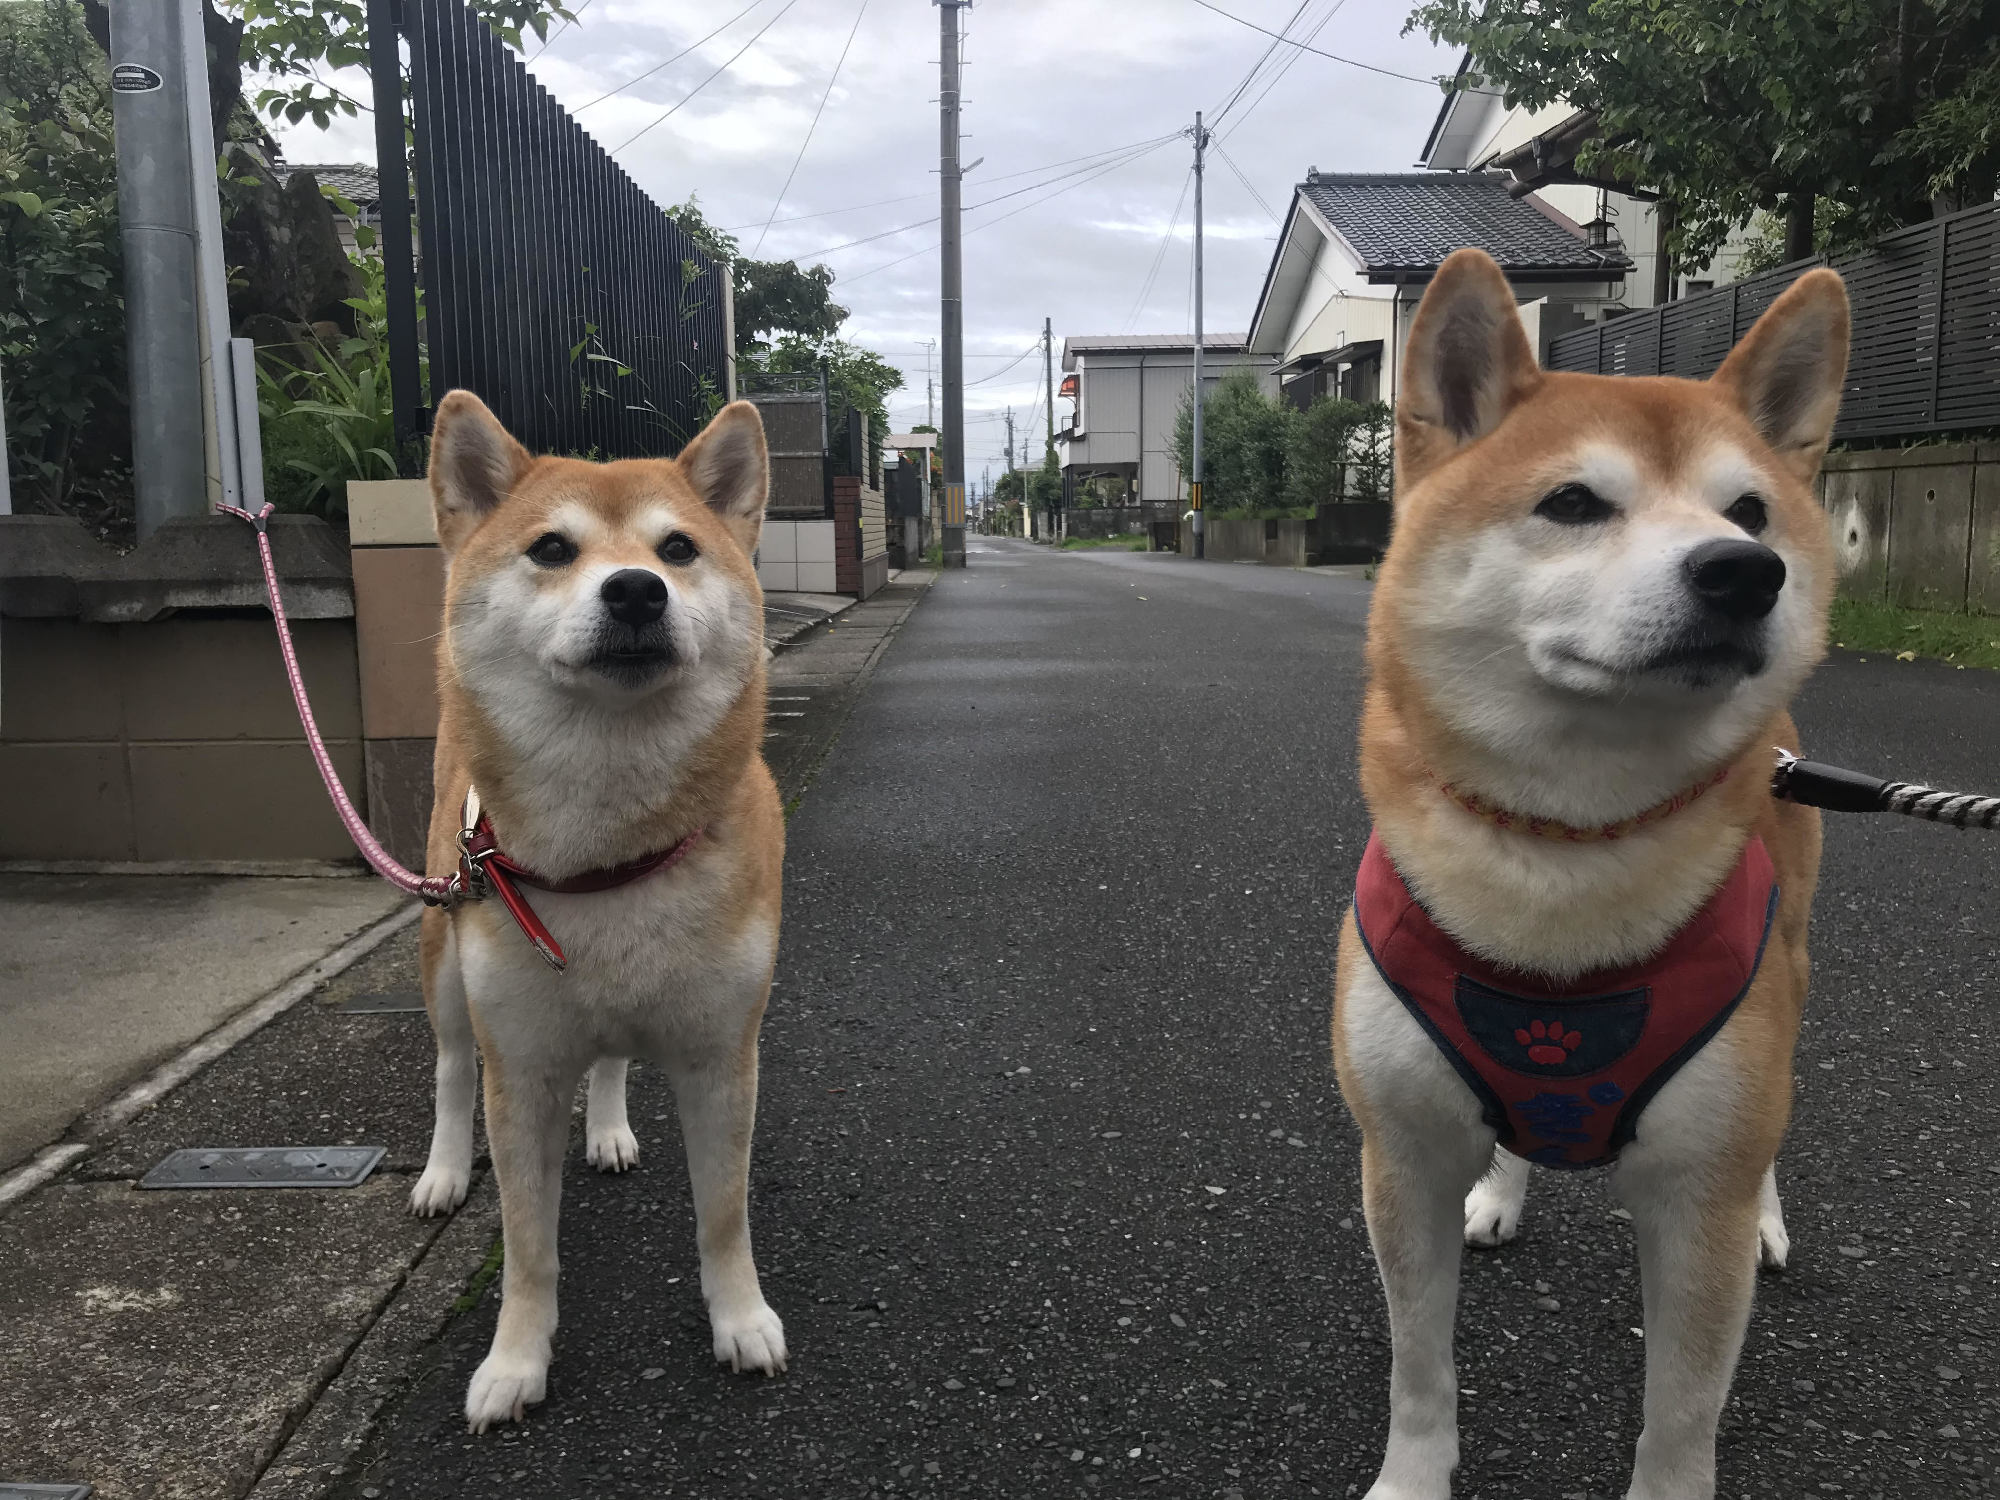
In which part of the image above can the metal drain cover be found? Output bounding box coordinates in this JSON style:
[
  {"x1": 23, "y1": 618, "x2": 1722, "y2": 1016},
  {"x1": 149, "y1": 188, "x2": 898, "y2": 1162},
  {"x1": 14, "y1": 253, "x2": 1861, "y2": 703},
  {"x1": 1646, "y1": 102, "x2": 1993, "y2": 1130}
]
[
  {"x1": 138, "y1": 1146, "x2": 386, "y2": 1190},
  {"x1": 0, "y1": 1485, "x2": 93, "y2": 1499},
  {"x1": 332, "y1": 990, "x2": 425, "y2": 1014}
]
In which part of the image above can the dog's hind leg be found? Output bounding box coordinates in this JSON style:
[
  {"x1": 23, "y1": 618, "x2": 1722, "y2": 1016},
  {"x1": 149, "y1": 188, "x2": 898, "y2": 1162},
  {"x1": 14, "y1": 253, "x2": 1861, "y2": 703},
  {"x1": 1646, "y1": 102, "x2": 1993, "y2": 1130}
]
[
  {"x1": 467, "y1": 1047, "x2": 586, "y2": 1433},
  {"x1": 1756, "y1": 1162, "x2": 1789, "y2": 1270},
  {"x1": 1463, "y1": 1145, "x2": 1530, "y2": 1248},
  {"x1": 664, "y1": 1015, "x2": 786, "y2": 1377},
  {"x1": 584, "y1": 1057, "x2": 640, "y2": 1172},
  {"x1": 412, "y1": 910, "x2": 477, "y2": 1217}
]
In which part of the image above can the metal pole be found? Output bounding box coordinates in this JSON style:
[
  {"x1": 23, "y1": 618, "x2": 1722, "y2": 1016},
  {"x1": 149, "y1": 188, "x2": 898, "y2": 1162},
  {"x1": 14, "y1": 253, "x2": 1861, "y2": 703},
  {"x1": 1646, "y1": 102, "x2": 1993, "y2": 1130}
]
[
  {"x1": 369, "y1": 0, "x2": 424, "y2": 460},
  {"x1": 111, "y1": 0, "x2": 207, "y2": 538},
  {"x1": 936, "y1": 0, "x2": 967, "y2": 568},
  {"x1": 180, "y1": 0, "x2": 241, "y2": 513},
  {"x1": 1191, "y1": 111, "x2": 1207, "y2": 559}
]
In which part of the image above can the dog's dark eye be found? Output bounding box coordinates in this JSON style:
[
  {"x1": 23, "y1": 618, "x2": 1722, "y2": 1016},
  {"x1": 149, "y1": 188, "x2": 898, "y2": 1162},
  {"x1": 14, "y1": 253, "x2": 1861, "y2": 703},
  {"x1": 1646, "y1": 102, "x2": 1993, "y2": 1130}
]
[
  {"x1": 526, "y1": 532, "x2": 576, "y2": 567},
  {"x1": 658, "y1": 532, "x2": 699, "y2": 566},
  {"x1": 1535, "y1": 483, "x2": 1616, "y2": 526},
  {"x1": 1725, "y1": 493, "x2": 1768, "y2": 535}
]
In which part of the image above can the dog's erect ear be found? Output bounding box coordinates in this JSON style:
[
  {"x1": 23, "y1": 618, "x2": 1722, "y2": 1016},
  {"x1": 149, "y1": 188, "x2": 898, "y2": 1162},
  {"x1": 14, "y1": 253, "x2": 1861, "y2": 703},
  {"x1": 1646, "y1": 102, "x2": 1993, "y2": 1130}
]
[
  {"x1": 677, "y1": 400, "x2": 769, "y2": 553},
  {"x1": 429, "y1": 390, "x2": 532, "y2": 556},
  {"x1": 1396, "y1": 248, "x2": 1542, "y2": 494},
  {"x1": 1710, "y1": 268, "x2": 1849, "y2": 479}
]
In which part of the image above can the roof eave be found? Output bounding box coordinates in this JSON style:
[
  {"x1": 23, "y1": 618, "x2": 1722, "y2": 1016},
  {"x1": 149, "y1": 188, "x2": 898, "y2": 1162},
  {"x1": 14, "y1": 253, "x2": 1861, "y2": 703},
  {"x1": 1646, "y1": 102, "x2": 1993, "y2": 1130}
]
[{"x1": 1358, "y1": 261, "x2": 1631, "y2": 285}]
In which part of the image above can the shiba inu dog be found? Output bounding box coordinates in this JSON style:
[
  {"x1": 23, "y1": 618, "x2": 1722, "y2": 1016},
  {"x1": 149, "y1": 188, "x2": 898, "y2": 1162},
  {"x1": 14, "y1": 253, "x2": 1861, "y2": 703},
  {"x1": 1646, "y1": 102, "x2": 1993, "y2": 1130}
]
[
  {"x1": 407, "y1": 392, "x2": 787, "y2": 1432},
  {"x1": 1332, "y1": 249, "x2": 1849, "y2": 1499}
]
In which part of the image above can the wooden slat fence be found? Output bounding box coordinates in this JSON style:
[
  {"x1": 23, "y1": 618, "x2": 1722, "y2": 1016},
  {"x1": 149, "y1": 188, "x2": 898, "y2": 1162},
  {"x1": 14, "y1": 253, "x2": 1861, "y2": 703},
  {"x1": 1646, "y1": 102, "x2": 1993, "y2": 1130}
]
[{"x1": 1548, "y1": 199, "x2": 2000, "y2": 442}]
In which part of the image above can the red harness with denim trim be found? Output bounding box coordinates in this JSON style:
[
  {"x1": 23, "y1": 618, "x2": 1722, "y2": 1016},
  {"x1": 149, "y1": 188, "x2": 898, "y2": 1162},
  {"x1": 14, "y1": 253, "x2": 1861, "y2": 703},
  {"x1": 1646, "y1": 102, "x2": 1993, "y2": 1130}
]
[{"x1": 1352, "y1": 833, "x2": 1778, "y2": 1169}]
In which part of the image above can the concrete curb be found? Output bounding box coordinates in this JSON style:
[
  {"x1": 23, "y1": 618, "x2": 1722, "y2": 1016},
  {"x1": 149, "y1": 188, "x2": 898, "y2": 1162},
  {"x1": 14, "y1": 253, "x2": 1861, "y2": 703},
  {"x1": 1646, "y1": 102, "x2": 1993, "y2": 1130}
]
[{"x1": 0, "y1": 900, "x2": 422, "y2": 1212}]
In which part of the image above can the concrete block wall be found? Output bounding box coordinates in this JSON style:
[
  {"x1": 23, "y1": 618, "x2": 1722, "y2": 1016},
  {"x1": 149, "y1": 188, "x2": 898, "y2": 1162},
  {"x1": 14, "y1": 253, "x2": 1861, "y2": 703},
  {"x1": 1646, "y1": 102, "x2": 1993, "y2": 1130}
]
[
  {"x1": 1177, "y1": 516, "x2": 1314, "y2": 567},
  {"x1": 0, "y1": 616, "x2": 364, "y2": 863},
  {"x1": 755, "y1": 520, "x2": 837, "y2": 595},
  {"x1": 1820, "y1": 443, "x2": 2000, "y2": 614}
]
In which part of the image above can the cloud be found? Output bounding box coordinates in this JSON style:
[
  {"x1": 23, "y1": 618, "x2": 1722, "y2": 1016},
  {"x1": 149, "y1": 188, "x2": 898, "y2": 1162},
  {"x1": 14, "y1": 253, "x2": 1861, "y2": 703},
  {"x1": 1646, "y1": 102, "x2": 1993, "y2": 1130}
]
[{"x1": 271, "y1": 0, "x2": 1458, "y2": 482}]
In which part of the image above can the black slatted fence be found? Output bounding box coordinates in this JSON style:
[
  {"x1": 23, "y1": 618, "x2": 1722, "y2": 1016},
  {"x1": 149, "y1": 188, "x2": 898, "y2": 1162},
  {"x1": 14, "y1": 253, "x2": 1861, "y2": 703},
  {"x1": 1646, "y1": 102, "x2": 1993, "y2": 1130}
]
[
  {"x1": 1547, "y1": 198, "x2": 2000, "y2": 442},
  {"x1": 368, "y1": 0, "x2": 728, "y2": 461}
]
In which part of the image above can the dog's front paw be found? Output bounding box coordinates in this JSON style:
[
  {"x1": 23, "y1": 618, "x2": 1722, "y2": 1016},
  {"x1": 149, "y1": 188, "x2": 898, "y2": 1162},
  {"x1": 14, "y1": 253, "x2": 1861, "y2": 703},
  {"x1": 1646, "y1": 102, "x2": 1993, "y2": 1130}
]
[
  {"x1": 711, "y1": 1300, "x2": 787, "y2": 1376},
  {"x1": 465, "y1": 1351, "x2": 548, "y2": 1433},
  {"x1": 585, "y1": 1123, "x2": 640, "y2": 1173},
  {"x1": 1463, "y1": 1178, "x2": 1522, "y2": 1248},
  {"x1": 409, "y1": 1162, "x2": 471, "y2": 1218},
  {"x1": 1757, "y1": 1207, "x2": 1790, "y2": 1271}
]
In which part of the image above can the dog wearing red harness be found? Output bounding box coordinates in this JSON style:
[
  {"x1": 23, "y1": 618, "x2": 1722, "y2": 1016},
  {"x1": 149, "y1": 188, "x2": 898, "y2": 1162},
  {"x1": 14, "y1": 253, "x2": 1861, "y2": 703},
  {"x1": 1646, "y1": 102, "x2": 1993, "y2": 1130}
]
[
  {"x1": 1332, "y1": 249, "x2": 1848, "y2": 1500},
  {"x1": 408, "y1": 392, "x2": 788, "y2": 1432}
]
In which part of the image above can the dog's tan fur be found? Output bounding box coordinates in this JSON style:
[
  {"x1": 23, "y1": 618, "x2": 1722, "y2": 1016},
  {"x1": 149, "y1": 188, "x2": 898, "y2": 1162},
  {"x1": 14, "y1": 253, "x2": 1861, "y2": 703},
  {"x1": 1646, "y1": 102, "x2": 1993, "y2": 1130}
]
[
  {"x1": 1332, "y1": 250, "x2": 1849, "y2": 1499},
  {"x1": 410, "y1": 392, "x2": 788, "y2": 1432}
]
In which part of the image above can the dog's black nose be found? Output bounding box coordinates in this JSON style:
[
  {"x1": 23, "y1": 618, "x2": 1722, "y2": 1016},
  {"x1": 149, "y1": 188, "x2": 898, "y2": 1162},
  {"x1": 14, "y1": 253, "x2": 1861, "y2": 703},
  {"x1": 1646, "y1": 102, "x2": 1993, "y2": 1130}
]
[
  {"x1": 1684, "y1": 538, "x2": 1785, "y2": 621},
  {"x1": 600, "y1": 568, "x2": 668, "y2": 626}
]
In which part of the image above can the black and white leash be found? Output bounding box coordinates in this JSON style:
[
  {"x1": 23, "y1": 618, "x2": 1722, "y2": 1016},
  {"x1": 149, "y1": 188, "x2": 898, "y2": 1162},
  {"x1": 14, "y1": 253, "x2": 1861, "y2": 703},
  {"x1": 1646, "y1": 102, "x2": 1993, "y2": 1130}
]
[{"x1": 1772, "y1": 750, "x2": 2000, "y2": 831}]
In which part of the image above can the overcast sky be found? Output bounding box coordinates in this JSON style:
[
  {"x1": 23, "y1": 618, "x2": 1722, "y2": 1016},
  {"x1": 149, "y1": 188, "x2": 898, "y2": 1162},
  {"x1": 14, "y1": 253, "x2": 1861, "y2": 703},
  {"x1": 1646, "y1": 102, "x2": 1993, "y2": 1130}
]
[{"x1": 278, "y1": 0, "x2": 1461, "y2": 486}]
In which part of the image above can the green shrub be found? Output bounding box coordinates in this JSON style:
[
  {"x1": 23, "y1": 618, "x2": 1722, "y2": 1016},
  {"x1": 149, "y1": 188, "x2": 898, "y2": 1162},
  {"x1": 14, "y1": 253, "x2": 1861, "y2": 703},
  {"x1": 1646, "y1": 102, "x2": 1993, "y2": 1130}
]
[
  {"x1": 1171, "y1": 372, "x2": 1391, "y2": 516},
  {"x1": 255, "y1": 253, "x2": 421, "y2": 518},
  {"x1": 0, "y1": 0, "x2": 128, "y2": 537}
]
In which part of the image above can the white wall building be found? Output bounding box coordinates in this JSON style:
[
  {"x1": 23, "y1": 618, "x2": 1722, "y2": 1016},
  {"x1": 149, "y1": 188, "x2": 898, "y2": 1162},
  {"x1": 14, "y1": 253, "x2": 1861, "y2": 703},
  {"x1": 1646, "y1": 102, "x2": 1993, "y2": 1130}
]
[{"x1": 1057, "y1": 335, "x2": 1278, "y2": 507}]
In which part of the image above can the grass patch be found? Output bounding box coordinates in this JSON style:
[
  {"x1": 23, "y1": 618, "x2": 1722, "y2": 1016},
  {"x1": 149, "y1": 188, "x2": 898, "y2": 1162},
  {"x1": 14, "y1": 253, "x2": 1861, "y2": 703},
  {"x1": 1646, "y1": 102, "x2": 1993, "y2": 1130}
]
[
  {"x1": 1060, "y1": 535, "x2": 1148, "y2": 551},
  {"x1": 450, "y1": 1237, "x2": 505, "y2": 1318},
  {"x1": 1828, "y1": 597, "x2": 2000, "y2": 670}
]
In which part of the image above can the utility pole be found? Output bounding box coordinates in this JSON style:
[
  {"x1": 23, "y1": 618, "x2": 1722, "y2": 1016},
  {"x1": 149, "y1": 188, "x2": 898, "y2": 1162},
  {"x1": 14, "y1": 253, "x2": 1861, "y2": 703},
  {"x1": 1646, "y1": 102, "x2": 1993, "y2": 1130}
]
[
  {"x1": 1042, "y1": 315, "x2": 1057, "y2": 543},
  {"x1": 1003, "y1": 407, "x2": 1014, "y2": 474},
  {"x1": 110, "y1": 0, "x2": 207, "y2": 537},
  {"x1": 924, "y1": 338, "x2": 936, "y2": 427},
  {"x1": 1190, "y1": 110, "x2": 1209, "y2": 560},
  {"x1": 936, "y1": 0, "x2": 969, "y2": 569}
]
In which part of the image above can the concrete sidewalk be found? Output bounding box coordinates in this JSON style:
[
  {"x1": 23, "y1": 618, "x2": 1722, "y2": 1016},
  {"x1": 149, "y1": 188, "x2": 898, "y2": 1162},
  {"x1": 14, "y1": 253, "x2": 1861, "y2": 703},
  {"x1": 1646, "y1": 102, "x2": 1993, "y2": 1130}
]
[
  {"x1": 0, "y1": 872, "x2": 402, "y2": 1174},
  {"x1": 0, "y1": 572, "x2": 936, "y2": 1500}
]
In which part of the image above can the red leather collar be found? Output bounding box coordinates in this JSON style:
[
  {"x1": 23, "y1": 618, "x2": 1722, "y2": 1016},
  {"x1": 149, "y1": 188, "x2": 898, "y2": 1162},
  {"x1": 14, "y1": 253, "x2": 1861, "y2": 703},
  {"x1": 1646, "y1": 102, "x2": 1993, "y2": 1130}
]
[{"x1": 460, "y1": 812, "x2": 703, "y2": 972}]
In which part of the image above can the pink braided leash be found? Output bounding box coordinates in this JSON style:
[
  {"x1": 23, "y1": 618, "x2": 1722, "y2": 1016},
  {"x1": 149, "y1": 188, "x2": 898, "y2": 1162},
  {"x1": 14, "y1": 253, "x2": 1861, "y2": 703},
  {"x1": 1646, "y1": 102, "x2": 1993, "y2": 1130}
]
[{"x1": 221, "y1": 503, "x2": 460, "y2": 905}]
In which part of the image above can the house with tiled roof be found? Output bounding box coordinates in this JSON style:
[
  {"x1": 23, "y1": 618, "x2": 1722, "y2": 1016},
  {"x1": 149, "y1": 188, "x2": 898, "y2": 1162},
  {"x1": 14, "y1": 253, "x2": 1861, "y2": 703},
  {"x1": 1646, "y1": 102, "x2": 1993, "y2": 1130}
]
[{"x1": 1247, "y1": 164, "x2": 1632, "y2": 412}]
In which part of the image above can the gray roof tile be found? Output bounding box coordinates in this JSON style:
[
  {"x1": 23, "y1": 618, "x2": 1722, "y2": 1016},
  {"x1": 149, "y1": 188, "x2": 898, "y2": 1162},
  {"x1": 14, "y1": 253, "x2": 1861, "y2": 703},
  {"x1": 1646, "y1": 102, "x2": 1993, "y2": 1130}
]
[{"x1": 1300, "y1": 173, "x2": 1628, "y2": 280}]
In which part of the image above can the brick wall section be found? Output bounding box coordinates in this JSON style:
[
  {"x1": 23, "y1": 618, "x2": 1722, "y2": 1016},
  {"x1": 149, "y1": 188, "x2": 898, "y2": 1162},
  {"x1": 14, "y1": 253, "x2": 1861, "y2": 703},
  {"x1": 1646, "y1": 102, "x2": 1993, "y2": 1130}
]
[{"x1": 833, "y1": 476, "x2": 891, "y2": 599}]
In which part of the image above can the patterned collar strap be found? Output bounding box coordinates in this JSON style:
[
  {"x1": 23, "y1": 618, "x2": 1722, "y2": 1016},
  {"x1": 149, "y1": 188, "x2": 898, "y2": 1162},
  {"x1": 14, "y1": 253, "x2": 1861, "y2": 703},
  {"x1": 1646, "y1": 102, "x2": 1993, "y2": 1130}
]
[{"x1": 1435, "y1": 764, "x2": 1734, "y2": 843}]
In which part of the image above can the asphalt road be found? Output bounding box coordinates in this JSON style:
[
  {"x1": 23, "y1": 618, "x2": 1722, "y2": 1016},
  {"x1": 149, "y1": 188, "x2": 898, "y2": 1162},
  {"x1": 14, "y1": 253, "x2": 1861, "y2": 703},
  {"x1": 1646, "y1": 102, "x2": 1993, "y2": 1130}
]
[{"x1": 345, "y1": 538, "x2": 1996, "y2": 1500}]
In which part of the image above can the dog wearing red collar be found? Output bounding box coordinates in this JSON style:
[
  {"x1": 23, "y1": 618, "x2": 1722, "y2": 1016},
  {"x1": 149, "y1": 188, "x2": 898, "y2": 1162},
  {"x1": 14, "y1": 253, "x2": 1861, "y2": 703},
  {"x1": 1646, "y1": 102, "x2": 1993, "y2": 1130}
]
[
  {"x1": 1332, "y1": 249, "x2": 1848, "y2": 1500},
  {"x1": 409, "y1": 391, "x2": 788, "y2": 1432}
]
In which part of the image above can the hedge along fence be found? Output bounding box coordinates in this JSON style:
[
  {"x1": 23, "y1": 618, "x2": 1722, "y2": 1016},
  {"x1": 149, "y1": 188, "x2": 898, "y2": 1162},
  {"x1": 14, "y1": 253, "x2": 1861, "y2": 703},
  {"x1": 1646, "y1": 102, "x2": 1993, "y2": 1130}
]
[{"x1": 1171, "y1": 371, "x2": 1392, "y2": 517}]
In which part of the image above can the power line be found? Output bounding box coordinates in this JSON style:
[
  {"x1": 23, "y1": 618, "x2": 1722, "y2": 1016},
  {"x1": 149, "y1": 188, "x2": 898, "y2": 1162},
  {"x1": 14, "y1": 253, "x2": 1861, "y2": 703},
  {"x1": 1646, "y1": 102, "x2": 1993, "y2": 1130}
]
[
  {"x1": 573, "y1": 0, "x2": 765, "y2": 114},
  {"x1": 524, "y1": 0, "x2": 595, "y2": 65},
  {"x1": 720, "y1": 133, "x2": 1181, "y2": 233},
  {"x1": 1123, "y1": 166, "x2": 1193, "y2": 331},
  {"x1": 1209, "y1": 0, "x2": 1312, "y2": 128},
  {"x1": 610, "y1": 0, "x2": 804, "y2": 153},
  {"x1": 1220, "y1": 0, "x2": 1347, "y2": 141},
  {"x1": 965, "y1": 343, "x2": 1042, "y2": 387},
  {"x1": 753, "y1": 0, "x2": 868, "y2": 255},
  {"x1": 842, "y1": 136, "x2": 1178, "y2": 285},
  {"x1": 1188, "y1": 0, "x2": 1486, "y2": 90},
  {"x1": 1213, "y1": 140, "x2": 1280, "y2": 223},
  {"x1": 797, "y1": 134, "x2": 1172, "y2": 263}
]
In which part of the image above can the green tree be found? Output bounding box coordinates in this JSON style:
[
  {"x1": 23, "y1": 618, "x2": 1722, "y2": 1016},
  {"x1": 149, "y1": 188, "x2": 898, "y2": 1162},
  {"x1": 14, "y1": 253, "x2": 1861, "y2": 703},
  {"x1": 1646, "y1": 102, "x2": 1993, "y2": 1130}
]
[
  {"x1": 669, "y1": 195, "x2": 850, "y2": 352},
  {"x1": 1, "y1": 0, "x2": 125, "y2": 533},
  {"x1": 226, "y1": 0, "x2": 572, "y2": 129},
  {"x1": 1408, "y1": 0, "x2": 2000, "y2": 267},
  {"x1": 1171, "y1": 371, "x2": 1297, "y2": 515}
]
